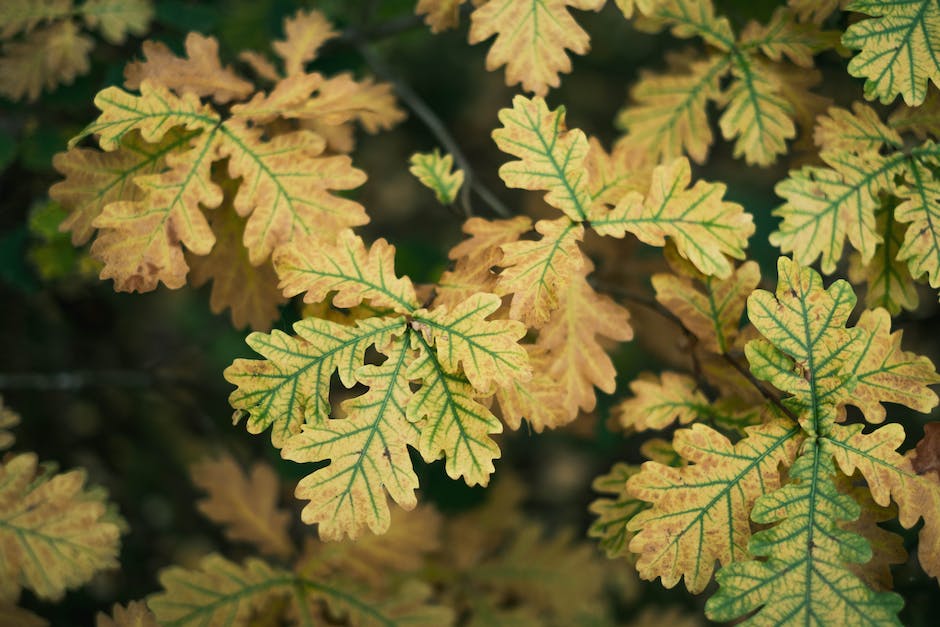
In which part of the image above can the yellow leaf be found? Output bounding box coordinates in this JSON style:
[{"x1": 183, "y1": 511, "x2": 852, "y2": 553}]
[
  {"x1": 190, "y1": 455, "x2": 294, "y2": 558},
  {"x1": 814, "y1": 102, "x2": 903, "y2": 155},
  {"x1": 220, "y1": 122, "x2": 368, "y2": 264},
  {"x1": 706, "y1": 446, "x2": 904, "y2": 624},
  {"x1": 187, "y1": 200, "x2": 286, "y2": 331},
  {"x1": 627, "y1": 419, "x2": 801, "y2": 592},
  {"x1": 652, "y1": 260, "x2": 760, "y2": 353},
  {"x1": 493, "y1": 95, "x2": 592, "y2": 222},
  {"x1": 718, "y1": 58, "x2": 795, "y2": 166},
  {"x1": 848, "y1": 201, "x2": 919, "y2": 315},
  {"x1": 413, "y1": 292, "x2": 531, "y2": 392},
  {"x1": 124, "y1": 33, "x2": 253, "y2": 103},
  {"x1": 468, "y1": 0, "x2": 605, "y2": 95},
  {"x1": 746, "y1": 258, "x2": 862, "y2": 432},
  {"x1": 273, "y1": 229, "x2": 418, "y2": 315},
  {"x1": 841, "y1": 308, "x2": 940, "y2": 423},
  {"x1": 51, "y1": 129, "x2": 191, "y2": 245},
  {"x1": 827, "y1": 422, "x2": 940, "y2": 580},
  {"x1": 588, "y1": 462, "x2": 650, "y2": 561},
  {"x1": 224, "y1": 316, "x2": 407, "y2": 447},
  {"x1": 787, "y1": 0, "x2": 847, "y2": 23},
  {"x1": 895, "y1": 153, "x2": 940, "y2": 288},
  {"x1": 739, "y1": 7, "x2": 838, "y2": 69},
  {"x1": 615, "y1": 51, "x2": 726, "y2": 165},
  {"x1": 889, "y1": 88, "x2": 940, "y2": 139},
  {"x1": 409, "y1": 149, "x2": 464, "y2": 205},
  {"x1": 416, "y1": 0, "x2": 467, "y2": 33},
  {"x1": 272, "y1": 9, "x2": 337, "y2": 77},
  {"x1": 96, "y1": 601, "x2": 158, "y2": 627},
  {"x1": 844, "y1": 0, "x2": 940, "y2": 106},
  {"x1": 80, "y1": 0, "x2": 152, "y2": 44},
  {"x1": 591, "y1": 157, "x2": 753, "y2": 278},
  {"x1": 435, "y1": 216, "x2": 532, "y2": 309},
  {"x1": 643, "y1": 0, "x2": 735, "y2": 50},
  {"x1": 495, "y1": 217, "x2": 585, "y2": 327},
  {"x1": 0, "y1": 397, "x2": 19, "y2": 452},
  {"x1": 494, "y1": 346, "x2": 570, "y2": 432},
  {"x1": 281, "y1": 337, "x2": 420, "y2": 539},
  {"x1": 407, "y1": 335, "x2": 502, "y2": 486},
  {"x1": 148, "y1": 555, "x2": 291, "y2": 626},
  {"x1": 77, "y1": 81, "x2": 219, "y2": 150},
  {"x1": 90, "y1": 130, "x2": 222, "y2": 292},
  {"x1": 0, "y1": 0, "x2": 71, "y2": 38},
  {"x1": 615, "y1": 372, "x2": 707, "y2": 432},
  {"x1": 0, "y1": 20, "x2": 93, "y2": 102},
  {"x1": 536, "y1": 265, "x2": 633, "y2": 416},
  {"x1": 584, "y1": 136, "x2": 653, "y2": 206},
  {"x1": 0, "y1": 453, "x2": 123, "y2": 602}
]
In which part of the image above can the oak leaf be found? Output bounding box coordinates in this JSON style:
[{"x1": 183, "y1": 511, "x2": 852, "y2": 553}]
[{"x1": 409, "y1": 149, "x2": 464, "y2": 205}]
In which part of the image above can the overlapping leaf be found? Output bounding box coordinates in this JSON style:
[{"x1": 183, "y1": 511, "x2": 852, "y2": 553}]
[
  {"x1": 627, "y1": 419, "x2": 801, "y2": 593},
  {"x1": 843, "y1": 0, "x2": 940, "y2": 106},
  {"x1": 706, "y1": 448, "x2": 905, "y2": 625}
]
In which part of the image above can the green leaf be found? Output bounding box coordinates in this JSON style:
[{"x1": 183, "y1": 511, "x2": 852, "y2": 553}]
[
  {"x1": 409, "y1": 149, "x2": 464, "y2": 205},
  {"x1": 706, "y1": 446, "x2": 905, "y2": 625},
  {"x1": 843, "y1": 0, "x2": 940, "y2": 106}
]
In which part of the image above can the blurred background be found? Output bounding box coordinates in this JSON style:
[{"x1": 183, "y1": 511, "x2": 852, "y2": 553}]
[{"x1": 2, "y1": 0, "x2": 939, "y2": 624}]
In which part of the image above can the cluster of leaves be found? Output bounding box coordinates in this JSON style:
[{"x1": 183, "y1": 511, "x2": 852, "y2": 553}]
[
  {"x1": 50, "y1": 9, "x2": 404, "y2": 330},
  {"x1": 99, "y1": 454, "x2": 620, "y2": 626},
  {"x1": 0, "y1": 0, "x2": 153, "y2": 101},
  {"x1": 0, "y1": 398, "x2": 124, "y2": 624}
]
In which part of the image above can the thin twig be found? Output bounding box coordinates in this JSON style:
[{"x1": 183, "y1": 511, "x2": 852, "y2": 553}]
[
  {"x1": 0, "y1": 370, "x2": 153, "y2": 391},
  {"x1": 353, "y1": 42, "x2": 512, "y2": 218}
]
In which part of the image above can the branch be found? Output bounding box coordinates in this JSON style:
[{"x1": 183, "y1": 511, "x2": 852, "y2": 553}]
[{"x1": 0, "y1": 370, "x2": 153, "y2": 391}]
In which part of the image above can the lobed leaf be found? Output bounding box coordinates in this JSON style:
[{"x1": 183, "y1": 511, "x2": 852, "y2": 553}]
[{"x1": 409, "y1": 149, "x2": 464, "y2": 205}]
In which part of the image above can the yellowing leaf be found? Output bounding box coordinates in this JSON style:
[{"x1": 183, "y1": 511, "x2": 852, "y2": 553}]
[
  {"x1": 272, "y1": 9, "x2": 337, "y2": 77},
  {"x1": 148, "y1": 555, "x2": 291, "y2": 626},
  {"x1": 414, "y1": 292, "x2": 530, "y2": 392},
  {"x1": 739, "y1": 7, "x2": 838, "y2": 68},
  {"x1": 814, "y1": 102, "x2": 903, "y2": 154},
  {"x1": 788, "y1": 0, "x2": 847, "y2": 23},
  {"x1": 0, "y1": 21, "x2": 93, "y2": 102},
  {"x1": 281, "y1": 337, "x2": 420, "y2": 540},
  {"x1": 495, "y1": 347, "x2": 570, "y2": 432},
  {"x1": 0, "y1": 0, "x2": 71, "y2": 38},
  {"x1": 535, "y1": 265, "x2": 633, "y2": 416},
  {"x1": 435, "y1": 216, "x2": 532, "y2": 309},
  {"x1": 718, "y1": 58, "x2": 796, "y2": 166},
  {"x1": 841, "y1": 308, "x2": 940, "y2": 423},
  {"x1": 746, "y1": 257, "x2": 862, "y2": 432},
  {"x1": 190, "y1": 455, "x2": 294, "y2": 558},
  {"x1": 495, "y1": 218, "x2": 585, "y2": 328},
  {"x1": 96, "y1": 601, "x2": 158, "y2": 627},
  {"x1": 224, "y1": 316, "x2": 406, "y2": 447},
  {"x1": 468, "y1": 0, "x2": 605, "y2": 95},
  {"x1": 895, "y1": 153, "x2": 940, "y2": 288},
  {"x1": 848, "y1": 202, "x2": 919, "y2": 314},
  {"x1": 409, "y1": 149, "x2": 464, "y2": 205},
  {"x1": 51, "y1": 129, "x2": 191, "y2": 246},
  {"x1": 628, "y1": 419, "x2": 801, "y2": 593},
  {"x1": 187, "y1": 200, "x2": 286, "y2": 331},
  {"x1": 706, "y1": 446, "x2": 904, "y2": 625},
  {"x1": 80, "y1": 0, "x2": 152, "y2": 44},
  {"x1": 652, "y1": 260, "x2": 760, "y2": 353},
  {"x1": 770, "y1": 151, "x2": 900, "y2": 274},
  {"x1": 0, "y1": 453, "x2": 122, "y2": 602},
  {"x1": 124, "y1": 33, "x2": 253, "y2": 103},
  {"x1": 0, "y1": 397, "x2": 19, "y2": 451},
  {"x1": 592, "y1": 157, "x2": 753, "y2": 278},
  {"x1": 615, "y1": 372, "x2": 707, "y2": 432},
  {"x1": 843, "y1": 0, "x2": 940, "y2": 106},
  {"x1": 90, "y1": 131, "x2": 222, "y2": 292},
  {"x1": 77, "y1": 81, "x2": 219, "y2": 150},
  {"x1": 407, "y1": 335, "x2": 503, "y2": 486},
  {"x1": 615, "y1": 52, "x2": 726, "y2": 165},
  {"x1": 588, "y1": 463, "x2": 645, "y2": 559},
  {"x1": 221, "y1": 122, "x2": 368, "y2": 264},
  {"x1": 416, "y1": 0, "x2": 467, "y2": 32},
  {"x1": 493, "y1": 95, "x2": 591, "y2": 222},
  {"x1": 584, "y1": 136, "x2": 653, "y2": 205},
  {"x1": 890, "y1": 88, "x2": 940, "y2": 139},
  {"x1": 273, "y1": 229, "x2": 418, "y2": 315}
]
